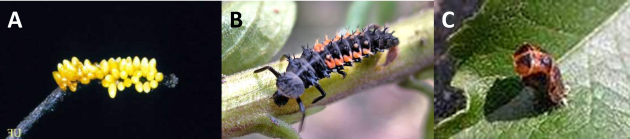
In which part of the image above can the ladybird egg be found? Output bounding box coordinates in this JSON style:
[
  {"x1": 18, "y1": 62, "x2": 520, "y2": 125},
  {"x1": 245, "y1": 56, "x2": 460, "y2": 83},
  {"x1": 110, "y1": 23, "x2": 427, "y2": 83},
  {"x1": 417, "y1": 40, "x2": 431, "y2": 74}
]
[
  {"x1": 147, "y1": 71, "x2": 155, "y2": 81},
  {"x1": 81, "y1": 64, "x2": 90, "y2": 73},
  {"x1": 95, "y1": 70, "x2": 104, "y2": 79},
  {"x1": 123, "y1": 78, "x2": 132, "y2": 87},
  {"x1": 150, "y1": 80, "x2": 158, "y2": 89},
  {"x1": 141, "y1": 57, "x2": 149, "y2": 75},
  {"x1": 84, "y1": 59, "x2": 92, "y2": 67},
  {"x1": 104, "y1": 75, "x2": 113, "y2": 84},
  {"x1": 108, "y1": 58, "x2": 118, "y2": 70},
  {"x1": 120, "y1": 70, "x2": 128, "y2": 79},
  {"x1": 117, "y1": 82, "x2": 125, "y2": 91},
  {"x1": 100, "y1": 59, "x2": 109, "y2": 74},
  {"x1": 134, "y1": 70, "x2": 142, "y2": 78},
  {"x1": 124, "y1": 64, "x2": 134, "y2": 75},
  {"x1": 133, "y1": 56, "x2": 141, "y2": 70},
  {"x1": 149, "y1": 58, "x2": 156, "y2": 67},
  {"x1": 111, "y1": 69, "x2": 120, "y2": 80},
  {"x1": 57, "y1": 63, "x2": 63, "y2": 72},
  {"x1": 80, "y1": 77, "x2": 90, "y2": 85},
  {"x1": 135, "y1": 83, "x2": 143, "y2": 93},
  {"x1": 53, "y1": 71, "x2": 62, "y2": 84},
  {"x1": 155, "y1": 72, "x2": 164, "y2": 82},
  {"x1": 86, "y1": 72, "x2": 94, "y2": 80},
  {"x1": 131, "y1": 76, "x2": 140, "y2": 84},
  {"x1": 71, "y1": 57, "x2": 80, "y2": 66},
  {"x1": 143, "y1": 82, "x2": 151, "y2": 93},
  {"x1": 60, "y1": 82, "x2": 68, "y2": 91},
  {"x1": 102, "y1": 81, "x2": 110, "y2": 88},
  {"x1": 69, "y1": 82, "x2": 77, "y2": 92},
  {"x1": 118, "y1": 59, "x2": 126, "y2": 71},
  {"x1": 108, "y1": 84, "x2": 117, "y2": 98}
]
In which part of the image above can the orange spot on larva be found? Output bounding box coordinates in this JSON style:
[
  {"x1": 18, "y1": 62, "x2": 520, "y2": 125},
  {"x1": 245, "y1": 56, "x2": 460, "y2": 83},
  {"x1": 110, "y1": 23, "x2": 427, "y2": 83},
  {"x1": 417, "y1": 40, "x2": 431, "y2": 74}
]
[
  {"x1": 362, "y1": 48, "x2": 370, "y2": 54},
  {"x1": 324, "y1": 35, "x2": 331, "y2": 45},
  {"x1": 353, "y1": 52, "x2": 362, "y2": 58},
  {"x1": 335, "y1": 58, "x2": 343, "y2": 66},
  {"x1": 326, "y1": 59, "x2": 335, "y2": 69},
  {"x1": 314, "y1": 41, "x2": 324, "y2": 52},
  {"x1": 343, "y1": 55, "x2": 352, "y2": 62}
]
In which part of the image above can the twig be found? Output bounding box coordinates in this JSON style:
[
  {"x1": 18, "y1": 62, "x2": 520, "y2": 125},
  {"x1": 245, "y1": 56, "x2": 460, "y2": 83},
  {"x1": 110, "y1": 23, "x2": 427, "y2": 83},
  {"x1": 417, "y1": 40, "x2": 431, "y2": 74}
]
[
  {"x1": 7, "y1": 88, "x2": 66, "y2": 139},
  {"x1": 7, "y1": 74, "x2": 179, "y2": 139}
]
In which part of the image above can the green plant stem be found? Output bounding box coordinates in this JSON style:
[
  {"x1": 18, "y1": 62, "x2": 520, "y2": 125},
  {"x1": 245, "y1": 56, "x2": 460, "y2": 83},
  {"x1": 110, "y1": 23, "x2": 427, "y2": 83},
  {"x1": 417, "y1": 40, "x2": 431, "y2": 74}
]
[{"x1": 222, "y1": 10, "x2": 434, "y2": 138}]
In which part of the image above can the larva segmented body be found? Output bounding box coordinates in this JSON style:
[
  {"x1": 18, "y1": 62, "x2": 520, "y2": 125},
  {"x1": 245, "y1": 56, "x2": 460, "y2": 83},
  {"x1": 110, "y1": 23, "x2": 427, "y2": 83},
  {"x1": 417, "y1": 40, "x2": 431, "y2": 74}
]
[{"x1": 255, "y1": 24, "x2": 399, "y2": 132}]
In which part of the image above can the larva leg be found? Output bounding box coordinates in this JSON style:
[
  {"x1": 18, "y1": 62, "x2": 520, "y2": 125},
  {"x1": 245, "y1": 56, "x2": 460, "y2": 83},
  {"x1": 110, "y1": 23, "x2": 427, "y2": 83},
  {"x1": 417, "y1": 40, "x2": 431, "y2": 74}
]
[
  {"x1": 338, "y1": 70, "x2": 347, "y2": 78},
  {"x1": 312, "y1": 83, "x2": 327, "y2": 104},
  {"x1": 296, "y1": 97, "x2": 306, "y2": 132},
  {"x1": 254, "y1": 66, "x2": 281, "y2": 77}
]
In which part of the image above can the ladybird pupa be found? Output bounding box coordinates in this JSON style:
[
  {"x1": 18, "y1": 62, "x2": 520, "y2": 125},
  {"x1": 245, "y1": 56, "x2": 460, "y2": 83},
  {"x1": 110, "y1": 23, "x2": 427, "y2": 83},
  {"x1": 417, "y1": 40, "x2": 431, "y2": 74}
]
[{"x1": 513, "y1": 43, "x2": 567, "y2": 106}]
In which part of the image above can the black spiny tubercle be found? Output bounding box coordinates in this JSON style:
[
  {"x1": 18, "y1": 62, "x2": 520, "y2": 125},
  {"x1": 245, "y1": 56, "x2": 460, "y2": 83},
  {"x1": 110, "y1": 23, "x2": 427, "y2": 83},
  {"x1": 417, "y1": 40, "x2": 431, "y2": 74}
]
[{"x1": 254, "y1": 24, "x2": 399, "y2": 132}]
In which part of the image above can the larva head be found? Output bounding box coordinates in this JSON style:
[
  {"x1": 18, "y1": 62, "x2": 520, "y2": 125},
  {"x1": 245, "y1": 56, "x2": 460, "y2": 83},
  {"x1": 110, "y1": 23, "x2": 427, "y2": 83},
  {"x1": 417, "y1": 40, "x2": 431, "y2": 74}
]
[
  {"x1": 276, "y1": 72, "x2": 305, "y2": 99},
  {"x1": 272, "y1": 91, "x2": 290, "y2": 106},
  {"x1": 388, "y1": 36, "x2": 400, "y2": 47}
]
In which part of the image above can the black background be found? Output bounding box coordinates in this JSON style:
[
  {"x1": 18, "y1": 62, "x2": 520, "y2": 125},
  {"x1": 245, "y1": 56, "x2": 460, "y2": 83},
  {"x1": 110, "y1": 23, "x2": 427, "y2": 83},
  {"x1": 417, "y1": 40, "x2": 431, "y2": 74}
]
[{"x1": 0, "y1": 2, "x2": 221, "y2": 138}]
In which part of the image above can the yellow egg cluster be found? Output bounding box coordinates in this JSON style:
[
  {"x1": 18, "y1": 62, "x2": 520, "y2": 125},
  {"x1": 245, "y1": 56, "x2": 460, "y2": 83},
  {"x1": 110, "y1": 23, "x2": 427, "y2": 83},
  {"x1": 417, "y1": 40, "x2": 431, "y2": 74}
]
[{"x1": 52, "y1": 56, "x2": 165, "y2": 98}]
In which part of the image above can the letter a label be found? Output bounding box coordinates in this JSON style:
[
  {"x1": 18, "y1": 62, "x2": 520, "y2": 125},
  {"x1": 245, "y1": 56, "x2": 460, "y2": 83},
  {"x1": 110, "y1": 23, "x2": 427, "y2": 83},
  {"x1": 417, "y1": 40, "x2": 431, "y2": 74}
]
[{"x1": 8, "y1": 11, "x2": 22, "y2": 28}]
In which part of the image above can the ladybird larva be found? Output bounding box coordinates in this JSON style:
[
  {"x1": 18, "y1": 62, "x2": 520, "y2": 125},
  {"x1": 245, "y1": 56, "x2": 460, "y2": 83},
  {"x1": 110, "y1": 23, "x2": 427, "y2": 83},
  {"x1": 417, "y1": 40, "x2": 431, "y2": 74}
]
[
  {"x1": 255, "y1": 24, "x2": 399, "y2": 132},
  {"x1": 513, "y1": 43, "x2": 567, "y2": 106}
]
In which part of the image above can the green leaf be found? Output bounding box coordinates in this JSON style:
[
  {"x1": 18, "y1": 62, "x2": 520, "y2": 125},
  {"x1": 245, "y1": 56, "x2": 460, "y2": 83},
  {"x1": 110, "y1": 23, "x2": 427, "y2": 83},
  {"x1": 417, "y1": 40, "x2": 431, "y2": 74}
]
[
  {"x1": 376, "y1": 1, "x2": 396, "y2": 25},
  {"x1": 345, "y1": 1, "x2": 397, "y2": 28},
  {"x1": 221, "y1": 1, "x2": 296, "y2": 75},
  {"x1": 222, "y1": 11, "x2": 434, "y2": 138},
  {"x1": 345, "y1": 1, "x2": 372, "y2": 28},
  {"x1": 437, "y1": 0, "x2": 630, "y2": 138}
]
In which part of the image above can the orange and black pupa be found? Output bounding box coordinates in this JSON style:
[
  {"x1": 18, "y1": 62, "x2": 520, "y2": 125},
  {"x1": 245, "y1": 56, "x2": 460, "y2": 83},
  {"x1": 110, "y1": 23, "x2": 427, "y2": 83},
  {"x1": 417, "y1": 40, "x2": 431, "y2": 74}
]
[
  {"x1": 254, "y1": 24, "x2": 399, "y2": 132},
  {"x1": 513, "y1": 43, "x2": 567, "y2": 106}
]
